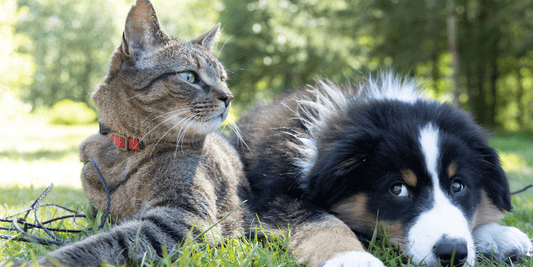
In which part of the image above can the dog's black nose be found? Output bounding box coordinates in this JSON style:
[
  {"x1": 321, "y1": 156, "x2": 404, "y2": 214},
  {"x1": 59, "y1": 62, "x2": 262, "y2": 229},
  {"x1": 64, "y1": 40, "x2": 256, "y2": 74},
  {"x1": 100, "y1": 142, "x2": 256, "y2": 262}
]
[{"x1": 433, "y1": 237, "x2": 468, "y2": 266}]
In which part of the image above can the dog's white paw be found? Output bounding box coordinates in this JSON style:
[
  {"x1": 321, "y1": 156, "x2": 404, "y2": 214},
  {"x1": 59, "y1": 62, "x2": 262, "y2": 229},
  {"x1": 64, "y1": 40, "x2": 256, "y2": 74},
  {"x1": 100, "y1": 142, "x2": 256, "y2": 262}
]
[
  {"x1": 320, "y1": 251, "x2": 385, "y2": 267},
  {"x1": 474, "y1": 223, "x2": 533, "y2": 262}
]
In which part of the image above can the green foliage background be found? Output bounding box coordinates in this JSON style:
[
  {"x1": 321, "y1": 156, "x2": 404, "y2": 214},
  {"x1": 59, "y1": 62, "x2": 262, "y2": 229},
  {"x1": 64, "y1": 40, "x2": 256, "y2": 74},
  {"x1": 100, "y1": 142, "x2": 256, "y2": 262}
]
[
  {"x1": 1, "y1": 0, "x2": 533, "y2": 130},
  {"x1": 1, "y1": 1, "x2": 532, "y2": 265},
  {"x1": 49, "y1": 99, "x2": 97, "y2": 125}
]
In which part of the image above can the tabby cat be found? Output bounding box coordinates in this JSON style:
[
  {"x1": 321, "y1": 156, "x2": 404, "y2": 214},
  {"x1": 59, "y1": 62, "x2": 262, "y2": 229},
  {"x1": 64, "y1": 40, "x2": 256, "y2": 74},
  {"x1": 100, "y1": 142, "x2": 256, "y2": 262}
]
[{"x1": 3, "y1": 0, "x2": 250, "y2": 266}]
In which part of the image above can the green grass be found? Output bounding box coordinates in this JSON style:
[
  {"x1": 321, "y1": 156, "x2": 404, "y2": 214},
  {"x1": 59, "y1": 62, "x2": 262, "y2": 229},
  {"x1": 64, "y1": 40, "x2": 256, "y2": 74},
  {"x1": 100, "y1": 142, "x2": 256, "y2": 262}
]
[
  {"x1": 490, "y1": 131, "x2": 533, "y2": 239},
  {"x1": 1, "y1": 115, "x2": 532, "y2": 266},
  {"x1": 0, "y1": 115, "x2": 95, "y2": 264}
]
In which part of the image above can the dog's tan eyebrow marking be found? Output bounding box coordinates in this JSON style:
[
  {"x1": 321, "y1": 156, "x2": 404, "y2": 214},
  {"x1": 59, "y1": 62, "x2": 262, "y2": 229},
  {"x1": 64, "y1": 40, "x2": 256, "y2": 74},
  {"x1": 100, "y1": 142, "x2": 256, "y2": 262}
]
[
  {"x1": 333, "y1": 193, "x2": 367, "y2": 220},
  {"x1": 448, "y1": 161, "x2": 458, "y2": 179},
  {"x1": 401, "y1": 169, "x2": 417, "y2": 187},
  {"x1": 339, "y1": 158, "x2": 357, "y2": 169}
]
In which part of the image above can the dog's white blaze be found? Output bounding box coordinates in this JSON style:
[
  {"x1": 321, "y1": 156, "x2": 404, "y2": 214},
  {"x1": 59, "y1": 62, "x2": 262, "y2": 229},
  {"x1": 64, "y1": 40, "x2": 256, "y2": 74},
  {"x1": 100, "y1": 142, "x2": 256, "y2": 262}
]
[{"x1": 406, "y1": 123, "x2": 476, "y2": 266}]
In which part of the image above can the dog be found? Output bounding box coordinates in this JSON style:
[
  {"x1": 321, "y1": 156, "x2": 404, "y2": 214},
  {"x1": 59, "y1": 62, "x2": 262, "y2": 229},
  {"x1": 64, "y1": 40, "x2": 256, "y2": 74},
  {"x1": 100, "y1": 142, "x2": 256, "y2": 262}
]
[{"x1": 234, "y1": 72, "x2": 533, "y2": 266}]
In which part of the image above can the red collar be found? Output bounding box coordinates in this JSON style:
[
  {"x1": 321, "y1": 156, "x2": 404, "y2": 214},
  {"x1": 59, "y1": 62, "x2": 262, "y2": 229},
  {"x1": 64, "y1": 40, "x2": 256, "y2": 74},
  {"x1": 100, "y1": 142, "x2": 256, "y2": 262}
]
[
  {"x1": 100, "y1": 122, "x2": 144, "y2": 151},
  {"x1": 110, "y1": 133, "x2": 143, "y2": 151}
]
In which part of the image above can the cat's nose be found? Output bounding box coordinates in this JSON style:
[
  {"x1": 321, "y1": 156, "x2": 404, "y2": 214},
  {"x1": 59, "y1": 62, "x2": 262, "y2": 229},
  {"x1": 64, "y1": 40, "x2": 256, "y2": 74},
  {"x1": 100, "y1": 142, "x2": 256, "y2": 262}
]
[{"x1": 218, "y1": 93, "x2": 233, "y2": 108}]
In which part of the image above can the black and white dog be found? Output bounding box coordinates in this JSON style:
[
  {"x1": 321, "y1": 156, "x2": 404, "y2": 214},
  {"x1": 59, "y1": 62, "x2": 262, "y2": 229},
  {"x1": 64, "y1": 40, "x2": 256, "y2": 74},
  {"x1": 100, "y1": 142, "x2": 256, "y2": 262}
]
[{"x1": 235, "y1": 72, "x2": 532, "y2": 266}]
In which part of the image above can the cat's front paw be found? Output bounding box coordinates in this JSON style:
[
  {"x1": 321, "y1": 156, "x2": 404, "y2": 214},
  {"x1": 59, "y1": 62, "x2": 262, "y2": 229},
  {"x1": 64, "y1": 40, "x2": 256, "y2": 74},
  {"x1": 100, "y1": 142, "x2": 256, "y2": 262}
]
[
  {"x1": 320, "y1": 251, "x2": 385, "y2": 267},
  {"x1": 474, "y1": 223, "x2": 533, "y2": 262}
]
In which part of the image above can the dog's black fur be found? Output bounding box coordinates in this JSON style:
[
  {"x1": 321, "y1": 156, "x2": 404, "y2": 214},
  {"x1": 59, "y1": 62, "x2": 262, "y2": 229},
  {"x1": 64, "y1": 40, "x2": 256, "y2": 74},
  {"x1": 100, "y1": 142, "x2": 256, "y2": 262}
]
[{"x1": 233, "y1": 73, "x2": 531, "y2": 266}]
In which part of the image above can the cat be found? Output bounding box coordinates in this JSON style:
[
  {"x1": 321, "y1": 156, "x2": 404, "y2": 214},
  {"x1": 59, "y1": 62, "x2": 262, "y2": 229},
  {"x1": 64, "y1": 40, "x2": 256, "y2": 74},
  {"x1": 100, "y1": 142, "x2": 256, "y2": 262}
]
[{"x1": 2, "y1": 0, "x2": 251, "y2": 266}]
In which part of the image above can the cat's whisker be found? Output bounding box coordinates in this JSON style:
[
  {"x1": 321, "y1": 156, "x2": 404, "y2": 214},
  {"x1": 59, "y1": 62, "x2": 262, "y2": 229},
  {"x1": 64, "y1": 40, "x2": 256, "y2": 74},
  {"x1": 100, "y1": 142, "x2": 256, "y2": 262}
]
[
  {"x1": 149, "y1": 112, "x2": 195, "y2": 157},
  {"x1": 142, "y1": 110, "x2": 190, "y2": 141},
  {"x1": 175, "y1": 117, "x2": 194, "y2": 154},
  {"x1": 174, "y1": 113, "x2": 203, "y2": 157},
  {"x1": 140, "y1": 113, "x2": 156, "y2": 127},
  {"x1": 186, "y1": 112, "x2": 207, "y2": 141},
  {"x1": 223, "y1": 54, "x2": 247, "y2": 65},
  {"x1": 143, "y1": 115, "x2": 176, "y2": 142},
  {"x1": 178, "y1": 112, "x2": 205, "y2": 146},
  {"x1": 230, "y1": 122, "x2": 252, "y2": 154},
  {"x1": 217, "y1": 34, "x2": 234, "y2": 59},
  {"x1": 176, "y1": 115, "x2": 195, "y2": 146},
  {"x1": 188, "y1": 115, "x2": 204, "y2": 149},
  {"x1": 220, "y1": 109, "x2": 251, "y2": 153},
  {"x1": 125, "y1": 93, "x2": 145, "y2": 100},
  {"x1": 173, "y1": 116, "x2": 196, "y2": 159},
  {"x1": 149, "y1": 116, "x2": 185, "y2": 158},
  {"x1": 149, "y1": 108, "x2": 190, "y2": 123}
]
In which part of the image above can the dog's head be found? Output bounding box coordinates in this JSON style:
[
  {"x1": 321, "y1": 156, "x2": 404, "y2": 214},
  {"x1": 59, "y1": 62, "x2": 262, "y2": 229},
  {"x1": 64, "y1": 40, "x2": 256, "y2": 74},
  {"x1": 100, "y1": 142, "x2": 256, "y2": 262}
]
[{"x1": 292, "y1": 73, "x2": 511, "y2": 266}]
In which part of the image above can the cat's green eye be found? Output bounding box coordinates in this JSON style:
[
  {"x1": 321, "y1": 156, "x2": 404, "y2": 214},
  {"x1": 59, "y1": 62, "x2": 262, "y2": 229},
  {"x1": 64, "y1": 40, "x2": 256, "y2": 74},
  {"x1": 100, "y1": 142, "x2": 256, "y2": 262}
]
[{"x1": 179, "y1": 71, "x2": 198, "y2": 83}]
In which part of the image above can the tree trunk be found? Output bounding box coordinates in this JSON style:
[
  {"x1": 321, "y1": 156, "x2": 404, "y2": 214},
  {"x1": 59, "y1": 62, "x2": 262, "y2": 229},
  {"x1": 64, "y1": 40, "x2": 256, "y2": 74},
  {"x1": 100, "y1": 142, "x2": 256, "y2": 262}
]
[
  {"x1": 447, "y1": 0, "x2": 460, "y2": 105},
  {"x1": 489, "y1": 41, "x2": 499, "y2": 127},
  {"x1": 517, "y1": 71, "x2": 526, "y2": 128}
]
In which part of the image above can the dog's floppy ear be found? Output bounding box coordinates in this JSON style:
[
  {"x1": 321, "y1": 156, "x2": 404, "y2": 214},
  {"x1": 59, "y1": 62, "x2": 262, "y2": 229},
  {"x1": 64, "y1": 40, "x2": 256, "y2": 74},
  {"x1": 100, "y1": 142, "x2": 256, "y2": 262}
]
[
  {"x1": 447, "y1": 106, "x2": 512, "y2": 212},
  {"x1": 478, "y1": 145, "x2": 512, "y2": 211},
  {"x1": 304, "y1": 131, "x2": 379, "y2": 208}
]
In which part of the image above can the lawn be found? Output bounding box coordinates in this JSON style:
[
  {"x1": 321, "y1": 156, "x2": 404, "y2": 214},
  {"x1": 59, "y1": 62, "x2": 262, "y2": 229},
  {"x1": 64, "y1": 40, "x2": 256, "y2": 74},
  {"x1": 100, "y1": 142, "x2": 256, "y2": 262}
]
[{"x1": 0, "y1": 115, "x2": 532, "y2": 266}]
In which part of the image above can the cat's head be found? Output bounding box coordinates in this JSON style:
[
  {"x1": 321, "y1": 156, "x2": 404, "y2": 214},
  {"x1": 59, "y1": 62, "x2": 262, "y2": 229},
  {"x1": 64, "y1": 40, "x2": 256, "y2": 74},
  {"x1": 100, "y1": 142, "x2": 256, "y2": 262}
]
[{"x1": 93, "y1": 0, "x2": 231, "y2": 145}]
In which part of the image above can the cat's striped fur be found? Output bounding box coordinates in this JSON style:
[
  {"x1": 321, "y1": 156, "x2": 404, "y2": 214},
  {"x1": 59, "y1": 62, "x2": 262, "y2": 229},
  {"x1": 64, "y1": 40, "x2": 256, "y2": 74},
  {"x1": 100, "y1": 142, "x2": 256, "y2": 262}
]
[{"x1": 1, "y1": 1, "x2": 251, "y2": 266}]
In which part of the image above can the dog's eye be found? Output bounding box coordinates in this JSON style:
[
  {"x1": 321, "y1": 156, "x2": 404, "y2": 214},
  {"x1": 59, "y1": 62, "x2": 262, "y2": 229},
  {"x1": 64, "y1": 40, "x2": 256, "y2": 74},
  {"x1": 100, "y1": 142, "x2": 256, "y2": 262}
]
[
  {"x1": 390, "y1": 183, "x2": 409, "y2": 197},
  {"x1": 451, "y1": 180, "x2": 465, "y2": 193}
]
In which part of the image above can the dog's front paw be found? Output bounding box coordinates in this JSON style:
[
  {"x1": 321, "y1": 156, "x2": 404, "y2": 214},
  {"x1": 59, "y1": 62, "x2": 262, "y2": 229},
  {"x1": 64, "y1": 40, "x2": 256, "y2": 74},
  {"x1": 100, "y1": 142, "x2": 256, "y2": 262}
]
[
  {"x1": 474, "y1": 223, "x2": 533, "y2": 262},
  {"x1": 321, "y1": 251, "x2": 385, "y2": 267}
]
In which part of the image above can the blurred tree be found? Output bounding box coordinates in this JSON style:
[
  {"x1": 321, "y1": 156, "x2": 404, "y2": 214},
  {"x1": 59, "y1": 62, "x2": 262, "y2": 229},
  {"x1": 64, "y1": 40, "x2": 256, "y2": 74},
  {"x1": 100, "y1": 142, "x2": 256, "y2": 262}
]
[
  {"x1": 325, "y1": 0, "x2": 533, "y2": 128},
  {"x1": 14, "y1": 0, "x2": 222, "y2": 110},
  {"x1": 450, "y1": 0, "x2": 533, "y2": 128},
  {"x1": 150, "y1": 0, "x2": 222, "y2": 41},
  {"x1": 15, "y1": 0, "x2": 119, "y2": 109},
  {"x1": 8, "y1": 0, "x2": 533, "y2": 130},
  {"x1": 219, "y1": 0, "x2": 533, "y2": 130},
  {"x1": 219, "y1": 0, "x2": 378, "y2": 114},
  {"x1": 0, "y1": 0, "x2": 34, "y2": 121}
]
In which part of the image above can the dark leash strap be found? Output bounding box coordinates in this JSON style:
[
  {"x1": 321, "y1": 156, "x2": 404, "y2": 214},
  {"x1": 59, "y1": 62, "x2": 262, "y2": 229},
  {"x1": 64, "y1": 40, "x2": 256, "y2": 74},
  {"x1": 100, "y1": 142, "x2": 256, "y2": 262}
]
[
  {"x1": 511, "y1": 184, "x2": 533, "y2": 195},
  {"x1": 87, "y1": 158, "x2": 111, "y2": 231},
  {"x1": 0, "y1": 159, "x2": 112, "y2": 246}
]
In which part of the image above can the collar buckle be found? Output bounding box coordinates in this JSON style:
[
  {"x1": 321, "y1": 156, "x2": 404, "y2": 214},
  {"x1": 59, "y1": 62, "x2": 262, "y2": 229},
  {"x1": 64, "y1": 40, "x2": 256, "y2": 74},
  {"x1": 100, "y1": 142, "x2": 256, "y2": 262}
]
[{"x1": 110, "y1": 134, "x2": 128, "y2": 151}]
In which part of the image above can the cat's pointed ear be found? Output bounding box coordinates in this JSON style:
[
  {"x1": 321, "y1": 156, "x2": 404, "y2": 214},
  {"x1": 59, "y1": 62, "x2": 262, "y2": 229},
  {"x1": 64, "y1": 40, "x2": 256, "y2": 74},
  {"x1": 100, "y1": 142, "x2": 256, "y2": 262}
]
[
  {"x1": 121, "y1": 0, "x2": 167, "y2": 58},
  {"x1": 191, "y1": 23, "x2": 221, "y2": 51}
]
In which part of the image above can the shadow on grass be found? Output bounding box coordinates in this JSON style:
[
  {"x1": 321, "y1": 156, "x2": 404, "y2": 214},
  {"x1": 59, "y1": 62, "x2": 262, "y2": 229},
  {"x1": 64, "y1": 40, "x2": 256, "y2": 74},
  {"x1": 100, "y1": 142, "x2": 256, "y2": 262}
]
[{"x1": 0, "y1": 147, "x2": 79, "y2": 162}]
